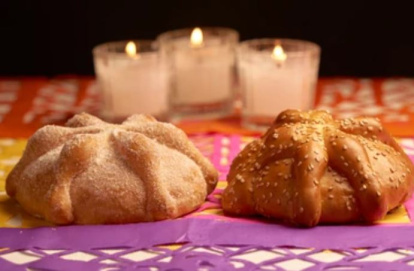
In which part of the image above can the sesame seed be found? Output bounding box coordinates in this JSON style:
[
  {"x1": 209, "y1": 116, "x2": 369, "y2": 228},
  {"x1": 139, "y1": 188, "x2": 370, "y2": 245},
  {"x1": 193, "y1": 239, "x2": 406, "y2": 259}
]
[
  {"x1": 340, "y1": 156, "x2": 345, "y2": 160},
  {"x1": 328, "y1": 194, "x2": 334, "y2": 199},
  {"x1": 376, "y1": 191, "x2": 381, "y2": 197},
  {"x1": 344, "y1": 162, "x2": 349, "y2": 167},
  {"x1": 304, "y1": 154, "x2": 309, "y2": 159},
  {"x1": 236, "y1": 174, "x2": 245, "y2": 183},
  {"x1": 299, "y1": 207, "x2": 304, "y2": 213},
  {"x1": 273, "y1": 133, "x2": 279, "y2": 139},
  {"x1": 343, "y1": 145, "x2": 348, "y2": 151}
]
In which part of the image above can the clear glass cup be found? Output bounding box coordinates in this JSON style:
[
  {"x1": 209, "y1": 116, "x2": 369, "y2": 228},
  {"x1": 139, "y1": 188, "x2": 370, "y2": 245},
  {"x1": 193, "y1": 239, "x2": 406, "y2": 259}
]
[
  {"x1": 238, "y1": 38, "x2": 321, "y2": 130},
  {"x1": 93, "y1": 40, "x2": 170, "y2": 122},
  {"x1": 157, "y1": 27, "x2": 239, "y2": 121}
]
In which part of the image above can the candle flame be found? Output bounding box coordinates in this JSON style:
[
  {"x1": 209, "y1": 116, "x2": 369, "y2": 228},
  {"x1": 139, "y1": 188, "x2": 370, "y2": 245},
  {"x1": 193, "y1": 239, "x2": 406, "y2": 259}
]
[
  {"x1": 190, "y1": 27, "x2": 203, "y2": 47},
  {"x1": 125, "y1": 41, "x2": 137, "y2": 57},
  {"x1": 271, "y1": 44, "x2": 287, "y2": 62}
]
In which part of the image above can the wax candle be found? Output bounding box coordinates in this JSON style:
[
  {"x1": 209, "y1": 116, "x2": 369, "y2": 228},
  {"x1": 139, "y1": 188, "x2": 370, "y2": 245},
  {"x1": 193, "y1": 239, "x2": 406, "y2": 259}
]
[
  {"x1": 93, "y1": 40, "x2": 169, "y2": 121},
  {"x1": 237, "y1": 39, "x2": 320, "y2": 129},
  {"x1": 157, "y1": 27, "x2": 239, "y2": 121}
]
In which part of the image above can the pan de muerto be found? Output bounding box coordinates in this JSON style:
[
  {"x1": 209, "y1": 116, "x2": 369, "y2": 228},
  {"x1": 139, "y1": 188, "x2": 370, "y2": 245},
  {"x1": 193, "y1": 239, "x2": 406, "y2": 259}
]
[
  {"x1": 222, "y1": 110, "x2": 414, "y2": 227},
  {"x1": 6, "y1": 113, "x2": 218, "y2": 224}
]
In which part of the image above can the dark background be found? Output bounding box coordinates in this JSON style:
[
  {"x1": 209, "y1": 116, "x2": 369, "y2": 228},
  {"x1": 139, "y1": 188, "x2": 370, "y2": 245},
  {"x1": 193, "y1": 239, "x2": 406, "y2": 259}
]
[{"x1": 1, "y1": 0, "x2": 414, "y2": 77}]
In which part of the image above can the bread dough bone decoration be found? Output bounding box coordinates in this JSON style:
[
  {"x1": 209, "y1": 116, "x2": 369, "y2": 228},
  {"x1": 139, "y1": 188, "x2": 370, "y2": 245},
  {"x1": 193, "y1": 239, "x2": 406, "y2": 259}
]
[
  {"x1": 222, "y1": 109, "x2": 414, "y2": 227},
  {"x1": 6, "y1": 113, "x2": 218, "y2": 224}
]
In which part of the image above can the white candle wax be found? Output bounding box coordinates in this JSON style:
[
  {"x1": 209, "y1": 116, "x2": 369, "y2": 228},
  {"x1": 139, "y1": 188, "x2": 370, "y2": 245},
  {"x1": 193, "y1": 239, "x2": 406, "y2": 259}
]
[
  {"x1": 157, "y1": 27, "x2": 239, "y2": 120},
  {"x1": 94, "y1": 52, "x2": 169, "y2": 119},
  {"x1": 238, "y1": 39, "x2": 320, "y2": 129},
  {"x1": 240, "y1": 58, "x2": 310, "y2": 117},
  {"x1": 173, "y1": 45, "x2": 233, "y2": 104}
]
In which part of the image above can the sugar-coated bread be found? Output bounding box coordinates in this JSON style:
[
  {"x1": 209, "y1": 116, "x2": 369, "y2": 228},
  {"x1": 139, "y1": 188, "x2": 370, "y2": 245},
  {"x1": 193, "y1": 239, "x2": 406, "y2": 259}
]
[
  {"x1": 6, "y1": 113, "x2": 218, "y2": 224},
  {"x1": 222, "y1": 110, "x2": 414, "y2": 227}
]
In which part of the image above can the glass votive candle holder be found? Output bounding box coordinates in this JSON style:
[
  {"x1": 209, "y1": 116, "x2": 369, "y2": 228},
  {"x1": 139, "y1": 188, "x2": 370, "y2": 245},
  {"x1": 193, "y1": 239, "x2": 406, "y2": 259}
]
[
  {"x1": 93, "y1": 40, "x2": 170, "y2": 122},
  {"x1": 238, "y1": 38, "x2": 321, "y2": 130},
  {"x1": 157, "y1": 27, "x2": 239, "y2": 121}
]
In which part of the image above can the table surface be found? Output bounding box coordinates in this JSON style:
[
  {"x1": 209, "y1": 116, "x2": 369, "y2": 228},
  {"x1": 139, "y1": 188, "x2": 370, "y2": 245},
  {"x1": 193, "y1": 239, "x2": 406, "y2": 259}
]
[
  {"x1": 1, "y1": 76, "x2": 414, "y2": 271},
  {"x1": 1, "y1": 77, "x2": 414, "y2": 137}
]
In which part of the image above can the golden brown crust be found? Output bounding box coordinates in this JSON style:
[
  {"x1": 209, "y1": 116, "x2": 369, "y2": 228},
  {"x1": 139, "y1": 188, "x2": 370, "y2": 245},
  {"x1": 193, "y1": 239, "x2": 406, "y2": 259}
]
[
  {"x1": 222, "y1": 110, "x2": 414, "y2": 227},
  {"x1": 6, "y1": 113, "x2": 218, "y2": 225}
]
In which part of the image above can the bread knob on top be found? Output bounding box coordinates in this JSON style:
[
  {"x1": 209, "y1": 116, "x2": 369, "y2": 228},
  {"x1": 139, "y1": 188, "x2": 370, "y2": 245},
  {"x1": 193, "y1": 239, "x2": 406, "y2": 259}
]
[
  {"x1": 6, "y1": 113, "x2": 218, "y2": 224},
  {"x1": 222, "y1": 109, "x2": 414, "y2": 227}
]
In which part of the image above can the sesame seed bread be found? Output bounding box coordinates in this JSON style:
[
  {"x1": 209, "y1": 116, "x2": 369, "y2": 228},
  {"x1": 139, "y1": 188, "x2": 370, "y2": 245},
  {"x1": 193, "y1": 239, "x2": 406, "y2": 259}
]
[
  {"x1": 222, "y1": 110, "x2": 414, "y2": 227},
  {"x1": 6, "y1": 113, "x2": 218, "y2": 224}
]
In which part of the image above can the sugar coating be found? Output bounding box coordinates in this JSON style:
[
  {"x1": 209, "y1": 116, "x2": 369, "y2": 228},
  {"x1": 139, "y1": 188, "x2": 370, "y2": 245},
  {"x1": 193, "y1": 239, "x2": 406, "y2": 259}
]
[{"x1": 6, "y1": 113, "x2": 219, "y2": 225}]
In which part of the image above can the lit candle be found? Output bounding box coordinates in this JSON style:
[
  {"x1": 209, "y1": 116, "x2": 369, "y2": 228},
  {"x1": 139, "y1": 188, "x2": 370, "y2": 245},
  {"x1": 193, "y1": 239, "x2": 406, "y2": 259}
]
[
  {"x1": 93, "y1": 40, "x2": 169, "y2": 121},
  {"x1": 238, "y1": 39, "x2": 320, "y2": 129},
  {"x1": 157, "y1": 27, "x2": 239, "y2": 121},
  {"x1": 271, "y1": 43, "x2": 287, "y2": 63},
  {"x1": 190, "y1": 27, "x2": 203, "y2": 48}
]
